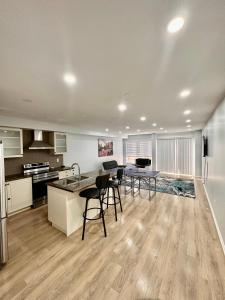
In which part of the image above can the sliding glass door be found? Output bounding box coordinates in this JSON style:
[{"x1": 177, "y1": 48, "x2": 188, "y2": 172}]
[{"x1": 157, "y1": 137, "x2": 194, "y2": 175}]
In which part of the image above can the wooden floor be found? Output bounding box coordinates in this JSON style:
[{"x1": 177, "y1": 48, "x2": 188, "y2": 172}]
[{"x1": 1, "y1": 180, "x2": 225, "y2": 300}]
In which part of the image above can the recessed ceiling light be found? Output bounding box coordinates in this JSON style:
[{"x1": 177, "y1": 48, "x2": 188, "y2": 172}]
[
  {"x1": 137, "y1": 129, "x2": 141, "y2": 132},
  {"x1": 160, "y1": 127, "x2": 164, "y2": 130},
  {"x1": 63, "y1": 73, "x2": 77, "y2": 85},
  {"x1": 180, "y1": 89, "x2": 191, "y2": 98},
  {"x1": 152, "y1": 123, "x2": 157, "y2": 127},
  {"x1": 184, "y1": 110, "x2": 191, "y2": 115},
  {"x1": 118, "y1": 103, "x2": 127, "y2": 112},
  {"x1": 140, "y1": 116, "x2": 146, "y2": 121},
  {"x1": 126, "y1": 126, "x2": 130, "y2": 130},
  {"x1": 186, "y1": 124, "x2": 191, "y2": 128},
  {"x1": 164, "y1": 130, "x2": 168, "y2": 133},
  {"x1": 186, "y1": 119, "x2": 191, "y2": 123},
  {"x1": 118, "y1": 131, "x2": 122, "y2": 134},
  {"x1": 167, "y1": 17, "x2": 184, "y2": 33},
  {"x1": 4, "y1": 130, "x2": 7, "y2": 133},
  {"x1": 105, "y1": 128, "x2": 109, "y2": 132}
]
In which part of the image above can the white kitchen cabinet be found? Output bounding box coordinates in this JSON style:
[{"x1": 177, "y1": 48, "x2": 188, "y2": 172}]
[
  {"x1": 58, "y1": 169, "x2": 73, "y2": 179},
  {"x1": 53, "y1": 132, "x2": 67, "y2": 154},
  {"x1": 5, "y1": 177, "x2": 32, "y2": 214},
  {"x1": 0, "y1": 127, "x2": 23, "y2": 158}
]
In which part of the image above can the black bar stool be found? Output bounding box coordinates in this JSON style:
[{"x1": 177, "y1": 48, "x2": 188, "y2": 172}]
[
  {"x1": 103, "y1": 168, "x2": 123, "y2": 221},
  {"x1": 79, "y1": 174, "x2": 110, "y2": 240}
]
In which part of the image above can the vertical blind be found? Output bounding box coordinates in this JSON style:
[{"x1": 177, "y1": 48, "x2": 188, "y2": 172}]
[
  {"x1": 157, "y1": 139, "x2": 176, "y2": 173},
  {"x1": 157, "y1": 137, "x2": 193, "y2": 175},
  {"x1": 125, "y1": 140, "x2": 152, "y2": 164}
]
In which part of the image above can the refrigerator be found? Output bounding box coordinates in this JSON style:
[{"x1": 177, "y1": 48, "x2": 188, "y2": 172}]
[{"x1": 0, "y1": 140, "x2": 8, "y2": 266}]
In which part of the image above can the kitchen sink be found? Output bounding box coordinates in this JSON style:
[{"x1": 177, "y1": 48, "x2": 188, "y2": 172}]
[
  {"x1": 66, "y1": 176, "x2": 89, "y2": 184},
  {"x1": 56, "y1": 176, "x2": 90, "y2": 186},
  {"x1": 65, "y1": 178, "x2": 77, "y2": 184}
]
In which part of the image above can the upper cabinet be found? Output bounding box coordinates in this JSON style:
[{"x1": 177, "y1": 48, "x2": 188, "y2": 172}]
[
  {"x1": 0, "y1": 127, "x2": 23, "y2": 158},
  {"x1": 53, "y1": 132, "x2": 67, "y2": 154}
]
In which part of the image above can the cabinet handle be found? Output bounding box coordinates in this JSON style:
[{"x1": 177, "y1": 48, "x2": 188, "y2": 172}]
[{"x1": 8, "y1": 198, "x2": 11, "y2": 201}]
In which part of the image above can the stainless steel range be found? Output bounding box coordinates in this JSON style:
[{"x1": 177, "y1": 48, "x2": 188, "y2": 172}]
[{"x1": 23, "y1": 162, "x2": 59, "y2": 208}]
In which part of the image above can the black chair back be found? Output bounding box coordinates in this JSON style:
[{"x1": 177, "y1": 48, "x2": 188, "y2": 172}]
[
  {"x1": 96, "y1": 174, "x2": 110, "y2": 190},
  {"x1": 102, "y1": 160, "x2": 118, "y2": 170},
  {"x1": 117, "y1": 168, "x2": 123, "y2": 181},
  {"x1": 135, "y1": 158, "x2": 151, "y2": 168}
]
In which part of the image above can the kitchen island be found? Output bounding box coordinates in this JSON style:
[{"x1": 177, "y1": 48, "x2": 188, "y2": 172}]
[{"x1": 47, "y1": 170, "x2": 109, "y2": 236}]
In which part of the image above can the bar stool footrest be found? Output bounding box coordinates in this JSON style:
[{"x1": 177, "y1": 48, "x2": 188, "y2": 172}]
[
  {"x1": 83, "y1": 207, "x2": 105, "y2": 221},
  {"x1": 102, "y1": 196, "x2": 120, "y2": 206}
]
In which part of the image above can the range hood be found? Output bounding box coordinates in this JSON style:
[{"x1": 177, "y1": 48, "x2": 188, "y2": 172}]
[{"x1": 29, "y1": 130, "x2": 54, "y2": 150}]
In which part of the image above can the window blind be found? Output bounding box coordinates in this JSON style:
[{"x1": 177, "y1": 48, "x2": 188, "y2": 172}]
[
  {"x1": 157, "y1": 139, "x2": 176, "y2": 173},
  {"x1": 125, "y1": 140, "x2": 152, "y2": 164},
  {"x1": 176, "y1": 138, "x2": 193, "y2": 175}
]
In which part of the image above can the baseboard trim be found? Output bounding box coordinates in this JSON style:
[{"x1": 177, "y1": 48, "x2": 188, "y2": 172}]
[{"x1": 203, "y1": 183, "x2": 225, "y2": 256}]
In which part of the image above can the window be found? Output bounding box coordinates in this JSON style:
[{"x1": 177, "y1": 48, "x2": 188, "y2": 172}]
[{"x1": 125, "y1": 140, "x2": 152, "y2": 164}]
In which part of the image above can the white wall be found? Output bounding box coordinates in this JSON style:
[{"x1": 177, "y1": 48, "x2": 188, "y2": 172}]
[
  {"x1": 203, "y1": 97, "x2": 225, "y2": 250},
  {"x1": 63, "y1": 134, "x2": 123, "y2": 173}
]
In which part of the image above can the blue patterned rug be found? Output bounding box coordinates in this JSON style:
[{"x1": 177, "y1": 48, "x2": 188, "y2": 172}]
[{"x1": 122, "y1": 176, "x2": 196, "y2": 198}]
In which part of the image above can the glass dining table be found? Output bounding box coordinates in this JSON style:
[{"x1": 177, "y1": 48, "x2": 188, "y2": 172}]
[{"x1": 123, "y1": 166, "x2": 160, "y2": 197}]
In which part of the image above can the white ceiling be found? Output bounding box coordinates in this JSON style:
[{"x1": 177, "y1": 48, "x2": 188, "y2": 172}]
[{"x1": 0, "y1": 0, "x2": 225, "y2": 136}]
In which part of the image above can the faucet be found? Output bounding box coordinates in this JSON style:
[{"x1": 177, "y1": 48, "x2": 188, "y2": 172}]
[{"x1": 71, "y1": 162, "x2": 81, "y2": 181}]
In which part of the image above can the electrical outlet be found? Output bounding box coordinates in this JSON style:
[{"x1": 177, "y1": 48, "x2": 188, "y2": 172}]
[{"x1": 56, "y1": 158, "x2": 59, "y2": 163}]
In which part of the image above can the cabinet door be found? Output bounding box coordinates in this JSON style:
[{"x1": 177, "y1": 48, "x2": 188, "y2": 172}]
[
  {"x1": 54, "y1": 132, "x2": 67, "y2": 154},
  {"x1": 0, "y1": 127, "x2": 23, "y2": 158},
  {"x1": 10, "y1": 178, "x2": 32, "y2": 213}
]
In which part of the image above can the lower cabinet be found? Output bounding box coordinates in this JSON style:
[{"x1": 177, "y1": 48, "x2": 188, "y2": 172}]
[
  {"x1": 5, "y1": 177, "x2": 32, "y2": 214},
  {"x1": 58, "y1": 169, "x2": 73, "y2": 179}
]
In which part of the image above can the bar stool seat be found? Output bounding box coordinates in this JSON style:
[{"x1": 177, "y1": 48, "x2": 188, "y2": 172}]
[{"x1": 79, "y1": 188, "x2": 99, "y2": 199}]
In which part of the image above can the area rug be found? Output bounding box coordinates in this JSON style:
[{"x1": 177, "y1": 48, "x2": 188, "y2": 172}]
[{"x1": 122, "y1": 176, "x2": 196, "y2": 198}]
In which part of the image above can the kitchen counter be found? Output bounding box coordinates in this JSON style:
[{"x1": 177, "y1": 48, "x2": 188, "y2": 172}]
[
  {"x1": 5, "y1": 173, "x2": 32, "y2": 182},
  {"x1": 48, "y1": 176, "x2": 95, "y2": 193},
  {"x1": 49, "y1": 166, "x2": 72, "y2": 172},
  {"x1": 47, "y1": 169, "x2": 113, "y2": 236},
  {"x1": 47, "y1": 169, "x2": 109, "y2": 193},
  {"x1": 5, "y1": 166, "x2": 72, "y2": 182}
]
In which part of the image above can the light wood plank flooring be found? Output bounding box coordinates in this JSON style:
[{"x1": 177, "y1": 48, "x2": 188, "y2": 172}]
[{"x1": 1, "y1": 180, "x2": 225, "y2": 300}]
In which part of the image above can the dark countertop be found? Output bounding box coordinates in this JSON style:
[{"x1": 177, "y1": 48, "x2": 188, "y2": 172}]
[
  {"x1": 5, "y1": 173, "x2": 32, "y2": 182},
  {"x1": 5, "y1": 166, "x2": 72, "y2": 182},
  {"x1": 49, "y1": 166, "x2": 72, "y2": 172},
  {"x1": 48, "y1": 170, "x2": 114, "y2": 193},
  {"x1": 48, "y1": 177, "x2": 96, "y2": 193}
]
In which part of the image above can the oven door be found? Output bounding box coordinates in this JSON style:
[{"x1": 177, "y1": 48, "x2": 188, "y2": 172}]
[{"x1": 32, "y1": 177, "x2": 58, "y2": 208}]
